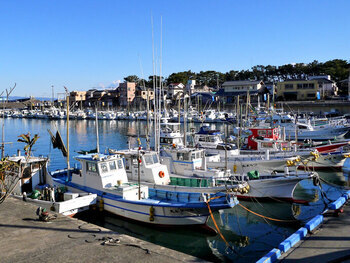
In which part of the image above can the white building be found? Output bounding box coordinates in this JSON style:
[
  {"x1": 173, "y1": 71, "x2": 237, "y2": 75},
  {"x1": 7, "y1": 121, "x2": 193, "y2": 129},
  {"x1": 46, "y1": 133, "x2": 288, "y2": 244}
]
[
  {"x1": 309, "y1": 75, "x2": 338, "y2": 97},
  {"x1": 167, "y1": 83, "x2": 185, "y2": 99}
]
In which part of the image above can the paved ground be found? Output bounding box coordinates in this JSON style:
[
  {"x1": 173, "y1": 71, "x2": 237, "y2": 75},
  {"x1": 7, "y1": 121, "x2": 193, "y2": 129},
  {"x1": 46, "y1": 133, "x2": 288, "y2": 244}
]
[
  {"x1": 280, "y1": 201, "x2": 350, "y2": 262},
  {"x1": 0, "y1": 197, "x2": 204, "y2": 263}
]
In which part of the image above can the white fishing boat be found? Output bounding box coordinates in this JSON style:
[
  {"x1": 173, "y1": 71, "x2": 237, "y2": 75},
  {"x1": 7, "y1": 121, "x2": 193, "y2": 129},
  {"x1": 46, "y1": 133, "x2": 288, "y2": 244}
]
[
  {"x1": 109, "y1": 148, "x2": 246, "y2": 196},
  {"x1": 159, "y1": 124, "x2": 319, "y2": 203},
  {"x1": 47, "y1": 153, "x2": 238, "y2": 226},
  {"x1": 240, "y1": 127, "x2": 350, "y2": 171},
  {"x1": 226, "y1": 169, "x2": 319, "y2": 203},
  {"x1": 259, "y1": 114, "x2": 350, "y2": 141},
  {"x1": 9, "y1": 154, "x2": 97, "y2": 216},
  {"x1": 159, "y1": 145, "x2": 317, "y2": 203}
]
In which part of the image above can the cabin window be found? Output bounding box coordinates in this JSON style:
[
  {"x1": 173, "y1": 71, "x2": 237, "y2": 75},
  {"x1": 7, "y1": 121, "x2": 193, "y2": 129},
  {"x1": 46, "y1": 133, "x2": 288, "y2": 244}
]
[
  {"x1": 196, "y1": 152, "x2": 202, "y2": 159},
  {"x1": 298, "y1": 125, "x2": 307, "y2": 130},
  {"x1": 199, "y1": 137, "x2": 206, "y2": 142},
  {"x1": 152, "y1": 154, "x2": 159, "y2": 164},
  {"x1": 208, "y1": 137, "x2": 215, "y2": 142},
  {"x1": 144, "y1": 155, "x2": 153, "y2": 165},
  {"x1": 177, "y1": 153, "x2": 184, "y2": 161},
  {"x1": 100, "y1": 163, "x2": 108, "y2": 173},
  {"x1": 109, "y1": 161, "x2": 116, "y2": 170},
  {"x1": 258, "y1": 130, "x2": 267, "y2": 136},
  {"x1": 183, "y1": 153, "x2": 190, "y2": 161},
  {"x1": 267, "y1": 130, "x2": 272, "y2": 136},
  {"x1": 87, "y1": 162, "x2": 97, "y2": 173},
  {"x1": 117, "y1": 160, "x2": 123, "y2": 169}
]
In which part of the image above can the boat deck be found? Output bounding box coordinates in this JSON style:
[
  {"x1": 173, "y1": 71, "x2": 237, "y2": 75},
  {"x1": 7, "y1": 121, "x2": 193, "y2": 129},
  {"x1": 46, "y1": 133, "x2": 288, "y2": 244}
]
[{"x1": 0, "y1": 196, "x2": 201, "y2": 263}]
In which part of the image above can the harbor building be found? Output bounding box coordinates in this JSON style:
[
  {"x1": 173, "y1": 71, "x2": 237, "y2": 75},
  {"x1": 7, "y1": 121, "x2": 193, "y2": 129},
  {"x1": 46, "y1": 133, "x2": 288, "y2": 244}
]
[
  {"x1": 119, "y1": 81, "x2": 136, "y2": 107},
  {"x1": 217, "y1": 80, "x2": 265, "y2": 103},
  {"x1": 276, "y1": 79, "x2": 319, "y2": 101},
  {"x1": 166, "y1": 83, "x2": 185, "y2": 99},
  {"x1": 276, "y1": 77, "x2": 338, "y2": 101}
]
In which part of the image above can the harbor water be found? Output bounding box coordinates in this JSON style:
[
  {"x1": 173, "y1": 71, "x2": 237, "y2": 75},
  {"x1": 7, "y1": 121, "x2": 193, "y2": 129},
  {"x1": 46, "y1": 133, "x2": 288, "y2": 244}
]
[{"x1": 3, "y1": 118, "x2": 350, "y2": 262}]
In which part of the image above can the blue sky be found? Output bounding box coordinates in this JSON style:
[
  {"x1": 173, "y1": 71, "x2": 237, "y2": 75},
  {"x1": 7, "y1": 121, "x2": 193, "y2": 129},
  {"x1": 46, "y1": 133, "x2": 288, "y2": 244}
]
[{"x1": 0, "y1": 0, "x2": 349, "y2": 97}]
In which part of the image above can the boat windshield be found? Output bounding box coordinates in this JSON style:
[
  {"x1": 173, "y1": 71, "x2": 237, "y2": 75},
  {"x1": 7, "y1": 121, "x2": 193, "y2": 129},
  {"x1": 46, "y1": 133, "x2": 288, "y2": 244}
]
[
  {"x1": 109, "y1": 161, "x2": 117, "y2": 170},
  {"x1": 144, "y1": 155, "x2": 154, "y2": 165},
  {"x1": 143, "y1": 154, "x2": 159, "y2": 165},
  {"x1": 87, "y1": 162, "x2": 98, "y2": 173},
  {"x1": 100, "y1": 163, "x2": 108, "y2": 173},
  {"x1": 117, "y1": 159, "x2": 123, "y2": 169},
  {"x1": 152, "y1": 154, "x2": 159, "y2": 164}
]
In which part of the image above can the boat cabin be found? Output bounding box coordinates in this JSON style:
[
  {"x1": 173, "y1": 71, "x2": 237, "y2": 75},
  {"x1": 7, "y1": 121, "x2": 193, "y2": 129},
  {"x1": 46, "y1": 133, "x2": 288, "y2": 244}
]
[
  {"x1": 110, "y1": 149, "x2": 170, "y2": 185},
  {"x1": 72, "y1": 154, "x2": 128, "y2": 190},
  {"x1": 160, "y1": 123, "x2": 184, "y2": 147},
  {"x1": 160, "y1": 148, "x2": 205, "y2": 175},
  {"x1": 10, "y1": 155, "x2": 49, "y2": 195},
  {"x1": 248, "y1": 127, "x2": 279, "y2": 150}
]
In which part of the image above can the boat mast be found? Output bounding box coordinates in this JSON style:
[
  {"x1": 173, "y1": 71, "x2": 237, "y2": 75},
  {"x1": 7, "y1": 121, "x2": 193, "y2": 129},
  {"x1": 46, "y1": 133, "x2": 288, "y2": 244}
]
[
  {"x1": 95, "y1": 104, "x2": 100, "y2": 153},
  {"x1": 158, "y1": 16, "x2": 162, "y2": 154},
  {"x1": 151, "y1": 15, "x2": 157, "y2": 152},
  {"x1": 65, "y1": 87, "x2": 70, "y2": 169}
]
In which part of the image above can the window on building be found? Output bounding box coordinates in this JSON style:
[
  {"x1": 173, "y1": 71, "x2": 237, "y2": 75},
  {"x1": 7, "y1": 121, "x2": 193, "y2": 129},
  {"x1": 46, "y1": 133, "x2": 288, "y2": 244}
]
[
  {"x1": 309, "y1": 83, "x2": 314, "y2": 88},
  {"x1": 297, "y1": 84, "x2": 303, "y2": 89},
  {"x1": 307, "y1": 93, "x2": 315, "y2": 97},
  {"x1": 303, "y1": 83, "x2": 309, "y2": 89},
  {"x1": 285, "y1": 84, "x2": 294, "y2": 90}
]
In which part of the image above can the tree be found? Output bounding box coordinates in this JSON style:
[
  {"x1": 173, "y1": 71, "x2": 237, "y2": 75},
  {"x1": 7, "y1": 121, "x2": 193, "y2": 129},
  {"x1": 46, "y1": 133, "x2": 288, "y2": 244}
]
[
  {"x1": 124, "y1": 75, "x2": 140, "y2": 83},
  {"x1": 166, "y1": 71, "x2": 195, "y2": 85}
]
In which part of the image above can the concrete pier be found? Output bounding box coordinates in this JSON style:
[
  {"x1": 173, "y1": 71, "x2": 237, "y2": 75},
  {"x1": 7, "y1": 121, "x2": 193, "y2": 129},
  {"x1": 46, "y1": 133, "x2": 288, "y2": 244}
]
[
  {"x1": 0, "y1": 197, "x2": 203, "y2": 263},
  {"x1": 280, "y1": 201, "x2": 350, "y2": 262}
]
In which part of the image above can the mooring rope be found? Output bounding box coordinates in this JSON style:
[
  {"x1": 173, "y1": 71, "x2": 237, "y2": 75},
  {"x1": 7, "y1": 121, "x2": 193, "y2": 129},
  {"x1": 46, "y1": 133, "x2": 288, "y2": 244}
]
[
  {"x1": 237, "y1": 203, "x2": 298, "y2": 223},
  {"x1": 206, "y1": 195, "x2": 232, "y2": 248}
]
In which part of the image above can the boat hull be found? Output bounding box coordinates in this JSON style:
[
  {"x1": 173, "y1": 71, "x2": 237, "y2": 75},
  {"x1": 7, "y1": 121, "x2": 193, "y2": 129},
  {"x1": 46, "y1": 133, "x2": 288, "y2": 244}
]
[
  {"x1": 207, "y1": 158, "x2": 289, "y2": 173},
  {"x1": 236, "y1": 175, "x2": 310, "y2": 203}
]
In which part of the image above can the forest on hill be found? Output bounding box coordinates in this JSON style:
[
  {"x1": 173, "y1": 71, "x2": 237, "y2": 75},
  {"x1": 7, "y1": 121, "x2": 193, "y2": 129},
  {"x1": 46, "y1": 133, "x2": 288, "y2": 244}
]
[{"x1": 124, "y1": 59, "x2": 349, "y2": 93}]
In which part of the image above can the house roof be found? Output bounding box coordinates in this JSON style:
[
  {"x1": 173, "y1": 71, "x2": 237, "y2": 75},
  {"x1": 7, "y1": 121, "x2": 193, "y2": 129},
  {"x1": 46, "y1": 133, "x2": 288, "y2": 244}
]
[
  {"x1": 316, "y1": 78, "x2": 334, "y2": 84},
  {"x1": 222, "y1": 80, "x2": 263, "y2": 86}
]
